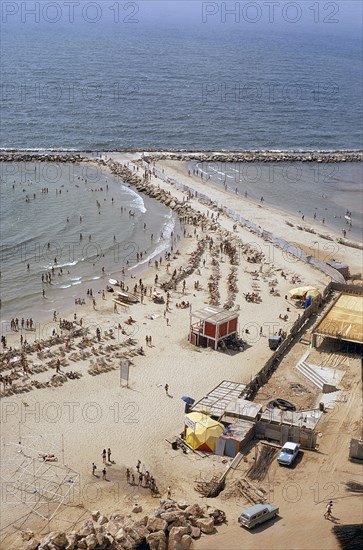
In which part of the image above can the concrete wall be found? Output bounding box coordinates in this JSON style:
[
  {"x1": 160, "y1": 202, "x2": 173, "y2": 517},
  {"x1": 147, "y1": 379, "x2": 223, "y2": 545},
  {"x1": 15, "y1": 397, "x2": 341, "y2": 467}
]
[
  {"x1": 256, "y1": 421, "x2": 318, "y2": 449},
  {"x1": 241, "y1": 300, "x2": 319, "y2": 401}
]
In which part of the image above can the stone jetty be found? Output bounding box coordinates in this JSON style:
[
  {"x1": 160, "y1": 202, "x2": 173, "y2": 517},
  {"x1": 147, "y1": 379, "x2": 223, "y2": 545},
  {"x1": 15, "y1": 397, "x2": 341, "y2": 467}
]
[{"x1": 0, "y1": 149, "x2": 362, "y2": 164}]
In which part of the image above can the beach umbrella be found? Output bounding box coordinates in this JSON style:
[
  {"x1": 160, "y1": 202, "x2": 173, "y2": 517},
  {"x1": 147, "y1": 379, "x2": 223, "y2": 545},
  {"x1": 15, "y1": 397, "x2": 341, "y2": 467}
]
[
  {"x1": 289, "y1": 286, "x2": 317, "y2": 299},
  {"x1": 181, "y1": 396, "x2": 195, "y2": 405},
  {"x1": 305, "y1": 288, "x2": 321, "y2": 299}
]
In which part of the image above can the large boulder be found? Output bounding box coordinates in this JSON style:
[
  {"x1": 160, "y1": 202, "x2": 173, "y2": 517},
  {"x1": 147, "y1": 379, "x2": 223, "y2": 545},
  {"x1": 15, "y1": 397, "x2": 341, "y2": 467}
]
[
  {"x1": 25, "y1": 539, "x2": 39, "y2": 550},
  {"x1": 181, "y1": 535, "x2": 193, "y2": 550},
  {"x1": 167, "y1": 517, "x2": 189, "y2": 531},
  {"x1": 160, "y1": 511, "x2": 186, "y2": 523},
  {"x1": 177, "y1": 501, "x2": 188, "y2": 510},
  {"x1": 97, "y1": 515, "x2": 109, "y2": 526},
  {"x1": 160, "y1": 499, "x2": 176, "y2": 511},
  {"x1": 84, "y1": 534, "x2": 98, "y2": 549},
  {"x1": 185, "y1": 504, "x2": 204, "y2": 518},
  {"x1": 126, "y1": 524, "x2": 149, "y2": 543},
  {"x1": 168, "y1": 527, "x2": 192, "y2": 550},
  {"x1": 96, "y1": 532, "x2": 106, "y2": 546},
  {"x1": 105, "y1": 520, "x2": 123, "y2": 536},
  {"x1": 39, "y1": 531, "x2": 67, "y2": 548},
  {"x1": 65, "y1": 532, "x2": 77, "y2": 549},
  {"x1": 194, "y1": 517, "x2": 215, "y2": 534},
  {"x1": 146, "y1": 530, "x2": 167, "y2": 550},
  {"x1": 147, "y1": 516, "x2": 168, "y2": 533},
  {"x1": 114, "y1": 528, "x2": 135, "y2": 549},
  {"x1": 78, "y1": 520, "x2": 95, "y2": 538},
  {"x1": 190, "y1": 526, "x2": 201, "y2": 539}
]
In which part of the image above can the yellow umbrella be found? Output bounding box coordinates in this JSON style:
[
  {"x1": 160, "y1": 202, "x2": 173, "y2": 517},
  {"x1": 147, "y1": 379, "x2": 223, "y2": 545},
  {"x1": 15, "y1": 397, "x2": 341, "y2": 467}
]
[
  {"x1": 289, "y1": 286, "x2": 317, "y2": 299},
  {"x1": 305, "y1": 288, "x2": 321, "y2": 299},
  {"x1": 185, "y1": 412, "x2": 224, "y2": 452}
]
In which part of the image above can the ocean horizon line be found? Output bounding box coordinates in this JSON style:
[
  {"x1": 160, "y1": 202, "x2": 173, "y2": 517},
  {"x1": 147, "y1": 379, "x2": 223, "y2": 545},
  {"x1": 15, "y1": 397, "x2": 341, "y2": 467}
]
[{"x1": 1, "y1": 148, "x2": 363, "y2": 155}]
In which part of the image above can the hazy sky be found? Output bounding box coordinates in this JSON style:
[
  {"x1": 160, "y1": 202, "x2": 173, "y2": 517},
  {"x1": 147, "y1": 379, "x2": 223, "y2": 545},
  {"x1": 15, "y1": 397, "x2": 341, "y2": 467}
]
[{"x1": 1, "y1": 0, "x2": 362, "y2": 36}]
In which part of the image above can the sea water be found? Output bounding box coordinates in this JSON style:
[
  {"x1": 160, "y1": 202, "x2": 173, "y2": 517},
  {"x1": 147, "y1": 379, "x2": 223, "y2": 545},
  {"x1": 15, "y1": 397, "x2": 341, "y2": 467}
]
[
  {"x1": 192, "y1": 161, "x2": 363, "y2": 241},
  {"x1": 0, "y1": 162, "x2": 177, "y2": 323}
]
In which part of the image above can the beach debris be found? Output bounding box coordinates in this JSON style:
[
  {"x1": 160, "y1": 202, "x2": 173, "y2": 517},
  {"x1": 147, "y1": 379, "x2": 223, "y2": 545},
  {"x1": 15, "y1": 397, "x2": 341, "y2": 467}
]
[
  {"x1": 247, "y1": 445, "x2": 277, "y2": 481},
  {"x1": 195, "y1": 475, "x2": 225, "y2": 498},
  {"x1": 222, "y1": 478, "x2": 267, "y2": 505}
]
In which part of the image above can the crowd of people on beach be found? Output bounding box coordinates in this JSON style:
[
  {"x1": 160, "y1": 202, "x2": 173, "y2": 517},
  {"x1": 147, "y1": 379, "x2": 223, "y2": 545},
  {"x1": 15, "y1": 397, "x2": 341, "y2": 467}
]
[
  {"x1": 9, "y1": 318, "x2": 34, "y2": 331},
  {"x1": 125, "y1": 460, "x2": 163, "y2": 497}
]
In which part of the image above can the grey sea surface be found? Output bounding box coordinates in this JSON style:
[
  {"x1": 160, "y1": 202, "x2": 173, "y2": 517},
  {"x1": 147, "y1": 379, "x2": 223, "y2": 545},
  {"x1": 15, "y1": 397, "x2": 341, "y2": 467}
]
[{"x1": 0, "y1": 162, "x2": 177, "y2": 324}]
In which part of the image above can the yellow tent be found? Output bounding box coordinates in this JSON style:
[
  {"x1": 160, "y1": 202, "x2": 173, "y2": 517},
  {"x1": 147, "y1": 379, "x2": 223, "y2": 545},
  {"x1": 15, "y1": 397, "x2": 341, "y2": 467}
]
[
  {"x1": 289, "y1": 286, "x2": 317, "y2": 299},
  {"x1": 185, "y1": 412, "x2": 224, "y2": 452}
]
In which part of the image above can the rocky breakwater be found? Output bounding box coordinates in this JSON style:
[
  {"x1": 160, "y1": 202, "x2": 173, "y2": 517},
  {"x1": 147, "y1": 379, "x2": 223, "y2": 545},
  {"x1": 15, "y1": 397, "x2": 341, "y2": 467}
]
[
  {"x1": 0, "y1": 153, "x2": 83, "y2": 163},
  {"x1": 143, "y1": 150, "x2": 363, "y2": 163},
  {"x1": 21, "y1": 501, "x2": 226, "y2": 550}
]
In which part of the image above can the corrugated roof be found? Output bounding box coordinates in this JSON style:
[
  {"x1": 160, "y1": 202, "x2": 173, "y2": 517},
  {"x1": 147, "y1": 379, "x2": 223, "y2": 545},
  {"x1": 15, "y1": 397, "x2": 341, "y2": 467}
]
[{"x1": 191, "y1": 380, "x2": 246, "y2": 418}]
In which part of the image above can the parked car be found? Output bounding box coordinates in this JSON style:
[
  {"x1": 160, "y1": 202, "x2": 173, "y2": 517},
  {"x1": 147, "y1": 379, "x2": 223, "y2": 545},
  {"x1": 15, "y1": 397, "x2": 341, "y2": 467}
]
[
  {"x1": 277, "y1": 441, "x2": 301, "y2": 466},
  {"x1": 238, "y1": 503, "x2": 279, "y2": 529}
]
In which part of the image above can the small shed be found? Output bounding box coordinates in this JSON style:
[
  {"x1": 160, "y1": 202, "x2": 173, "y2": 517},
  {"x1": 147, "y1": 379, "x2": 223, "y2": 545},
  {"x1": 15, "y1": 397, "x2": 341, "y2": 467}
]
[
  {"x1": 189, "y1": 306, "x2": 239, "y2": 350},
  {"x1": 216, "y1": 420, "x2": 255, "y2": 457}
]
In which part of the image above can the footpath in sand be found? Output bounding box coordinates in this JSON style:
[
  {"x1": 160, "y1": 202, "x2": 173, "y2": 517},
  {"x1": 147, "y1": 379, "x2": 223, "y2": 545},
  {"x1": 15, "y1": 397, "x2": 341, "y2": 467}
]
[{"x1": 1, "y1": 153, "x2": 362, "y2": 549}]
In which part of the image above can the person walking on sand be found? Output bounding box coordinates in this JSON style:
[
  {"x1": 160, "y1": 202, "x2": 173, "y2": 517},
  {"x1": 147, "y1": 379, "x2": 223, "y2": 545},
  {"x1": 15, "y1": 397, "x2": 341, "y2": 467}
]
[
  {"x1": 165, "y1": 384, "x2": 169, "y2": 396},
  {"x1": 102, "y1": 449, "x2": 106, "y2": 463},
  {"x1": 136, "y1": 460, "x2": 141, "y2": 472},
  {"x1": 126, "y1": 468, "x2": 130, "y2": 484},
  {"x1": 131, "y1": 473, "x2": 135, "y2": 485},
  {"x1": 324, "y1": 500, "x2": 333, "y2": 519},
  {"x1": 102, "y1": 467, "x2": 107, "y2": 480},
  {"x1": 167, "y1": 486, "x2": 172, "y2": 499},
  {"x1": 92, "y1": 462, "x2": 97, "y2": 476},
  {"x1": 107, "y1": 448, "x2": 111, "y2": 462}
]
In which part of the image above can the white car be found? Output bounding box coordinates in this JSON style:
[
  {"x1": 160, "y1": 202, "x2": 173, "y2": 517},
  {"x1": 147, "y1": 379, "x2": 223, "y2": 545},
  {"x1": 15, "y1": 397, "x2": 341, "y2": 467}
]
[
  {"x1": 238, "y1": 503, "x2": 279, "y2": 529},
  {"x1": 277, "y1": 442, "x2": 300, "y2": 466}
]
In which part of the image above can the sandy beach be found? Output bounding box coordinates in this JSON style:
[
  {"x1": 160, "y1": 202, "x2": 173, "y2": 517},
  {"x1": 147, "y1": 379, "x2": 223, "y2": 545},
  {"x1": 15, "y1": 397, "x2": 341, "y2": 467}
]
[{"x1": 1, "y1": 152, "x2": 362, "y2": 549}]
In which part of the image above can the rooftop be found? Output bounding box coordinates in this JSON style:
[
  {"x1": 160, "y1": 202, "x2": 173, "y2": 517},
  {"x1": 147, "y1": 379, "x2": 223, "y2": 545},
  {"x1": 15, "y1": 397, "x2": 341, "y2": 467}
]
[
  {"x1": 313, "y1": 293, "x2": 363, "y2": 344},
  {"x1": 191, "y1": 306, "x2": 239, "y2": 324},
  {"x1": 259, "y1": 408, "x2": 322, "y2": 430},
  {"x1": 191, "y1": 380, "x2": 247, "y2": 418}
]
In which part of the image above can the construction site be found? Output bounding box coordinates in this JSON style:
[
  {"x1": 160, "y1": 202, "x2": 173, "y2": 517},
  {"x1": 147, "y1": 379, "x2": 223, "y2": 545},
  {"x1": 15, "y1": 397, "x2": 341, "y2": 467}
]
[{"x1": 174, "y1": 285, "x2": 363, "y2": 549}]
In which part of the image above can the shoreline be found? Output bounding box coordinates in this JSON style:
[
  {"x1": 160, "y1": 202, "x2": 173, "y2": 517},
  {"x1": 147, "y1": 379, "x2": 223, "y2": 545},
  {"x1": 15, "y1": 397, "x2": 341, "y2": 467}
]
[
  {"x1": 182, "y1": 160, "x2": 363, "y2": 249},
  {"x1": 1, "y1": 152, "x2": 362, "y2": 550},
  {"x1": 1, "y1": 152, "x2": 361, "y2": 336}
]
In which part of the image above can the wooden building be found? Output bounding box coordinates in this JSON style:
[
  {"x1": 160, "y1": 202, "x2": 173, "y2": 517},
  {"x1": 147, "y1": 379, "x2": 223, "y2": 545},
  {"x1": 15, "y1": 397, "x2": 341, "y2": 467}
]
[{"x1": 189, "y1": 306, "x2": 239, "y2": 350}]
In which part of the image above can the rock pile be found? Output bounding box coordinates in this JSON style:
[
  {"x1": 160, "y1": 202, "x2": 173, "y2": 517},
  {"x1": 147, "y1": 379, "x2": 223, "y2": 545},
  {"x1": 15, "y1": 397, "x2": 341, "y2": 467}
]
[
  {"x1": 21, "y1": 501, "x2": 225, "y2": 550},
  {"x1": 144, "y1": 150, "x2": 363, "y2": 163},
  {"x1": 0, "y1": 153, "x2": 82, "y2": 163}
]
